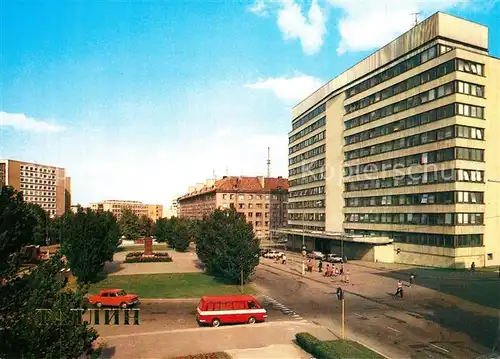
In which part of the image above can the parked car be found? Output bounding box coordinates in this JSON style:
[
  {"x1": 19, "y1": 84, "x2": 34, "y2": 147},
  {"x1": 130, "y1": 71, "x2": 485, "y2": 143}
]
[
  {"x1": 260, "y1": 248, "x2": 272, "y2": 257},
  {"x1": 307, "y1": 251, "x2": 326, "y2": 260},
  {"x1": 263, "y1": 250, "x2": 284, "y2": 259},
  {"x1": 196, "y1": 294, "x2": 267, "y2": 327},
  {"x1": 88, "y1": 289, "x2": 139, "y2": 309},
  {"x1": 326, "y1": 254, "x2": 343, "y2": 263}
]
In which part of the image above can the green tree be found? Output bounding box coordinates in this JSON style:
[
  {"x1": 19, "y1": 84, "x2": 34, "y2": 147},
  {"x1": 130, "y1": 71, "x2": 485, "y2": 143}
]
[
  {"x1": 118, "y1": 208, "x2": 141, "y2": 240},
  {"x1": 171, "y1": 219, "x2": 191, "y2": 252},
  {"x1": 139, "y1": 214, "x2": 154, "y2": 237},
  {"x1": 26, "y1": 203, "x2": 49, "y2": 246},
  {"x1": 155, "y1": 217, "x2": 176, "y2": 245},
  {"x1": 0, "y1": 186, "x2": 100, "y2": 358},
  {"x1": 61, "y1": 208, "x2": 120, "y2": 284},
  {"x1": 196, "y1": 208, "x2": 259, "y2": 284}
]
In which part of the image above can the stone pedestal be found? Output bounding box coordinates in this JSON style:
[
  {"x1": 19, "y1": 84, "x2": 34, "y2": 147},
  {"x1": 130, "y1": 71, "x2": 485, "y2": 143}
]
[{"x1": 144, "y1": 237, "x2": 153, "y2": 256}]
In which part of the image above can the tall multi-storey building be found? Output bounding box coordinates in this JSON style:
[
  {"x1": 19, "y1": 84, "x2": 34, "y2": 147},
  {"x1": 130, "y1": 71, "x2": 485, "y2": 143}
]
[
  {"x1": 178, "y1": 176, "x2": 288, "y2": 240},
  {"x1": 0, "y1": 159, "x2": 71, "y2": 216},
  {"x1": 89, "y1": 200, "x2": 163, "y2": 221},
  {"x1": 285, "y1": 12, "x2": 500, "y2": 268}
]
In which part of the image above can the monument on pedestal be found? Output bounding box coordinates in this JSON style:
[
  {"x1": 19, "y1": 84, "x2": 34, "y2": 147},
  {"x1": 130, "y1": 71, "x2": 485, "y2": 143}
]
[{"x1": 144, "y1": 237, "x2": 153, "y2": 256}]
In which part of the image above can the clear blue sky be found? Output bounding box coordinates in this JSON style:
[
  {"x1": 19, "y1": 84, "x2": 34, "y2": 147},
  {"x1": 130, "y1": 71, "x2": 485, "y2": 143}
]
[{"x1": 1, "y1": 0, "x2": 499, "y2": 207}]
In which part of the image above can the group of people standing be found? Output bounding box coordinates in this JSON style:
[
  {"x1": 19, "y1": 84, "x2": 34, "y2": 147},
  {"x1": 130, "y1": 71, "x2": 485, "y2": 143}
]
[{"x1": 305, "y1": 259, "x2": 350, "y2": 283}]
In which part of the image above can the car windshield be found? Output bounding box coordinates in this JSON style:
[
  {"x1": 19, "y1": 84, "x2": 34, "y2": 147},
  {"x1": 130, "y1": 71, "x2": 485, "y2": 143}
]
[{"x1": 117, "y1": 290, "x2": 126, "y2": 296}]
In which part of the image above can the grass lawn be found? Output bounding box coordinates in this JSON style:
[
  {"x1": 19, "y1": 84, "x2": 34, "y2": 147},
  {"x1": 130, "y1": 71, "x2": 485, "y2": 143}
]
[
  {"x1": 88, "y1": 273, "x2": 257, "y2": 298},
  {"x1": 117, "y1": 244, "x2": 170, "y2": 252}
]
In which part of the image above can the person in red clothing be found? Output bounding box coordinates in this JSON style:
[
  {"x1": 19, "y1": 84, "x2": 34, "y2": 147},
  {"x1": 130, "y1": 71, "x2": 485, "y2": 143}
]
[{"x1": 394, "y1": 280, "x2": 404, "y2": 298}]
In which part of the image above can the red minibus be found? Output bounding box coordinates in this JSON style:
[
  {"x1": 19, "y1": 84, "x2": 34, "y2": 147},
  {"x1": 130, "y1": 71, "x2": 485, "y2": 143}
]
[{"x1": 196, "y1": 294, "x2": 267, "y2": 327}]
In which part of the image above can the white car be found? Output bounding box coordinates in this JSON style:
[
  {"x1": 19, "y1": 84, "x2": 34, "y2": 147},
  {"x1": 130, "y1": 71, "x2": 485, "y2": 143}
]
[
  {"x1": 326, "y1": 254, "x2": 343, "y2": 263},
  {"x1": 263, "y1": 251, "x2": 284, "y2": 259},
  {"x1": 307, "y1": 251, "x2": 326, "y2": 260}
]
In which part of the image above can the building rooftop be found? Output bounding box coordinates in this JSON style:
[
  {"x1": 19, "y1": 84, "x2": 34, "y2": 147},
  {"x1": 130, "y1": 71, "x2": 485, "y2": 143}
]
[
  {"x1": 292, "y1": 11, "x2": 490, "y2": 120},
  {"x1": 179, "y1": 176, "x2": 289, "y2": 201}
]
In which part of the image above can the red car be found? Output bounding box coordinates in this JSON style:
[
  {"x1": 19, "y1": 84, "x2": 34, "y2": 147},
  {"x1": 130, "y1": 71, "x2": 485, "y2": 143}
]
[
  {"x1": 88, "y1": 289, "x2": 139, "y2": 309},
  {"x1": 196, "y1": 294, "x2": 267, "y2": 327}
]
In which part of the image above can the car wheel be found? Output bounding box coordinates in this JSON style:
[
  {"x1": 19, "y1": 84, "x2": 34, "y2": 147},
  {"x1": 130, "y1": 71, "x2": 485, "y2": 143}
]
[
  {"x1": 95, "y1": 302, "x2": 102, "y2": 308},
  {"x1": 248, "y1": 316, "x2": 256, "y2": 324},
  {"x1": 120, "y1": 302, "x2": 128, "y2": 309},
  {"x1": 212, "y1": 318, "x2": 221, "y2": 327}
]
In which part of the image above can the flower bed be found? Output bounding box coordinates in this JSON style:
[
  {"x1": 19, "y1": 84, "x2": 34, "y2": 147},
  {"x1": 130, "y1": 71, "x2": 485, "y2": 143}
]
[
  {"x1": 124, "y1": 252, "x2": 173, "y2": 263},
  {"x1": 172, "y1": 352, "x2": 231, "y2": 359}
]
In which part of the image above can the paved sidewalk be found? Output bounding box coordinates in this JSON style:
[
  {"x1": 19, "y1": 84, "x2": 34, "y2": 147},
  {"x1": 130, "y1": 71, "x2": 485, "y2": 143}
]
[
  {"x1": 226, "y1": 344, "x2": 310, "y2": 359},
  {"x1": 99, "y1": 321, "x2": 334, "y2": 358},
  {"x1": 259, "y1": 257, "x2": 499, "y2": 317}
]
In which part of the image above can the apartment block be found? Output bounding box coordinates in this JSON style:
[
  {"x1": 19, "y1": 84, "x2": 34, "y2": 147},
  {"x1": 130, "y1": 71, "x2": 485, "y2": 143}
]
[
  {"x1": 89, "y1": 200, "x2": 163, "y2": 221},
  {"x1": 178, "y1": 176, "x2": 288, "y2": 240},
  {"x1": 285, "y1": 12, "x2": 500, "y2": 268},
  {"x1": 0, "y1": 159, "x2": 71, "y2": 216}
]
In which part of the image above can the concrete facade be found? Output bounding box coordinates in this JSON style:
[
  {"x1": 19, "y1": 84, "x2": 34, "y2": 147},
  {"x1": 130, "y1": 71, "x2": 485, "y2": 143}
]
[
  {"x1": 288, "y1": 12, "x2": 500, "y2": 268},
  {"x1": 0, "y1": 159, "x2": 71, "y2": 216},
  {"x1": 89, "y1": 200, "x2": 163, "y2": 221}
]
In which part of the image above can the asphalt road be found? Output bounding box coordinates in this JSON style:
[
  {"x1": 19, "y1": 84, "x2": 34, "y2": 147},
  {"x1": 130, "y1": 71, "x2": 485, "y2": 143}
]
[
  {"x1": 254, "y1": 266, "x2": 499, "y2": 359},
  {"x1": 87, "y1": 297, "x2": 302, "y2": 338}
]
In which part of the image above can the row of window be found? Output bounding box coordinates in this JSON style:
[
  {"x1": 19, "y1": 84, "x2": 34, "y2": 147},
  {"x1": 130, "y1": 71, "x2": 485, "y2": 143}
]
[
  {"x1": 21, "y1": 178, "x2": 56, "y2": 185},
  {"x1": 345, "y1": 59, "x2": 453, "y2": 114},
  {"x1": 288, "y1": 199, "x2": 325, "y2": 209},
  {"x1": 289, "y1": 145, "x2": 325, "y2": 166},
  {"x1": 347, "y1": 230, "x2": 483, "y2": 248},
  {"x1": 345, "y1": 103, "x2": 484, "y2": 146},
  {"x1": 289, "y1": 117, "x2": 326, "y2": 144},
  {"x1": 288, "y1": 225, "x2": 325, "y2": 231},
  {"x1": 345, "y1": 147, "x2": 484, "y2": 177},
  {"x1": 289, "y1": 185, "x2": 325, "y2": 198},
  {"x1": 21, "y1": 183, "x2": 56, "y2": 191},
  {"x1": 345, "y1": 212, "x2": 484, "y2": 226},
  {"x1": 345, "y1": 169, "x2": 484, "y2": 192},
  {"x1": 345, "y1": 45, "x2": 451, "y2": 99},
  {"x1": 289, "y1": 158, "x2": 325, "y2": 176},
  {"x1": 21, "y1": 172, "x2": 56, "y2": 179},
  {"x1": 345, "y1": 191, "x2": 483, "y2": 207},
  {"x1": 20, "y1": 165, "x2": 56, "y2": 174},
  {"x1": 292, "y1": 103, "x2": 326, "y2": 131},
  {"x1": 289, "y1": 213, "x2": 326, "y2": 222},
  {"x1": 289, "y1": 130, "x2": 326, "y2": 155},
  {"x1": 345, "y1": 125, "x2": 484, "y2": 161},
  {"x1": 221, "y1": 194, "x2": 270, "y2": 200},
  {"x1": 345, "y1": 80, "x2": 484, "y2": 130},
  {"x1": 345, "y1": 58, "x2": 484, "y2": 114},
  {"x1": 289, "y1": 172, "x2": 325, "y2": 187}
]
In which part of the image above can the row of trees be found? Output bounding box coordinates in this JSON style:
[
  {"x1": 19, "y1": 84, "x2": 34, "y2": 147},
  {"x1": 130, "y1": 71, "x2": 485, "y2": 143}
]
[
  {"x1": 0, "y1": 186, "x2": 102, "y2": 358},
  {"x1": 118, "y1": 208, "x2": 155, "y2": 240}
]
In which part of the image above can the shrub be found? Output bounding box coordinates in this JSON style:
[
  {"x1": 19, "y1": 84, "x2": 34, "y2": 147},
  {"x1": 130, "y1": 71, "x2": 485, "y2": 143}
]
[
  {"x1": 296, "y1": 332, "x2": 321, "y2": 355},
  {"x1": 125, "y1": 251, "x2": 170, "y2": 259},
  {"x1": 295, "y1": 333, "x2": 384, "y2": 359}
]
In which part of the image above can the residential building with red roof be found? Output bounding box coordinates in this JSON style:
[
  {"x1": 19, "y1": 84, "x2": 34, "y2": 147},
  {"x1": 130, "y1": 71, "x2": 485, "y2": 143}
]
[{"x1": 178, "y1": 176, "x2": 288, "y2": 240}]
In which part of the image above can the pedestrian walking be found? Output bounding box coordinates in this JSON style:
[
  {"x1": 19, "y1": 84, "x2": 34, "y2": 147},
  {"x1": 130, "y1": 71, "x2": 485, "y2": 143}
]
[
  {"x1": 281, "y1": 254, "x2": 287, "y2": 265},
  {"x1": 340, "y1": 264, "x2": 344, "y2": 276},
  {"x1": 307, "y1": 259, "x2": 313, "y2": 272},
  {"x1": 318, "y1": 259, "x2": 323, "y2": 273},
  {"x1": 409, "y1": 273, "x2": 415, "y2": 287},
  {"x1": 394, "y1": 280, "x2": 404, "y2": 298},
  {"x1": 471, "y1": 261, "x2": 476, "y2": 273},
  {"x1": 344, "y1": 268, "x2": 350, "y2": 283}
]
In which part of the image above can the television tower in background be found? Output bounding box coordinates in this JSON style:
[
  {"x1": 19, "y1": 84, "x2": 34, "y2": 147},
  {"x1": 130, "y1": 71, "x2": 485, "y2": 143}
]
[{"x1": 267, "y1": 147, "x2": 271, "y2": 178}]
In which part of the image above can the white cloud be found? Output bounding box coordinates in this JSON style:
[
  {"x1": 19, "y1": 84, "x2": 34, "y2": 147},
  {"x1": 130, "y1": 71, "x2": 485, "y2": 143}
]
[
  {"x1": 248, "y1": 0, "x2": 269, "y2": 16},
  {"x1": 328, "y1": 0, "x2": 469, "y2": 55},
  {"x1": 248, "y1": 0, "x2": 327, "y2": 55},
  {"x1": 277, "y1": 0, "x2": 327, "y2": 55},
  {"x1": 245, "y1": 74, "x2": 324, "y2": 102},
  {"x1": 0, "y1": 112, "x2": 64, "y2": 133}
]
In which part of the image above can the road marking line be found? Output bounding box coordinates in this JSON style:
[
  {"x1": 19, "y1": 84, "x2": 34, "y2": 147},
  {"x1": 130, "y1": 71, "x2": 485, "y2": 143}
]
[
  {"x1": 387, "y1": 327, "x2": 400, "y2": 333},
  {"x1": 429, "y1": 344, "x2": 449, "y2": 353},
  {"x1": 354, "y1": 313, "x2": 365, "y2": 318}
]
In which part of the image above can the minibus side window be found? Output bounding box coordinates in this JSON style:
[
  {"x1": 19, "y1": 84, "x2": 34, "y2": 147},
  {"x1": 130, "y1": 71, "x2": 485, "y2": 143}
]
[
  {"x1": 248, "y1": 301, "x2": 256, "y2": 309},
  {"x1": 213, "y1": 302, "x2": 221, "y2": 310},
  {"x1": 207, "y1": 303, "x2": 214, "y2": 311},
  {"x1": 221, "y1": 301, "x2": 233, "y2": 310},
  {"x1": 233, "y1": 301, "x2": 245, "y2": 310}
]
